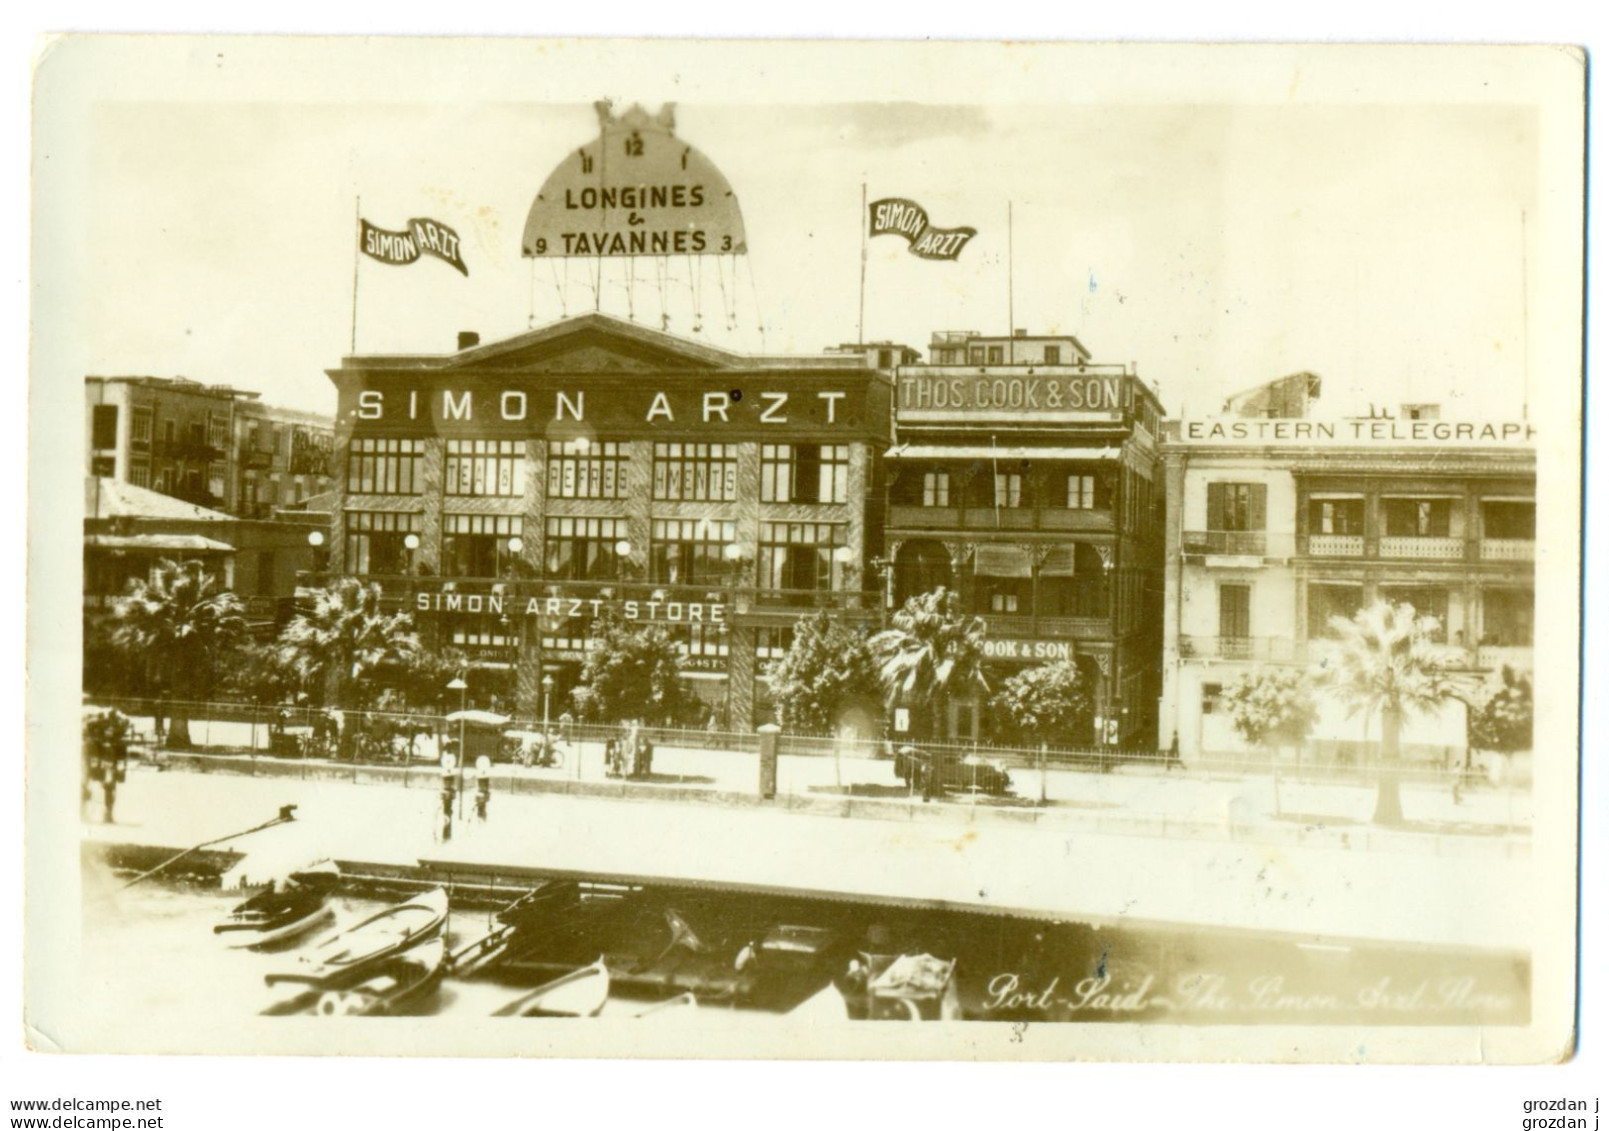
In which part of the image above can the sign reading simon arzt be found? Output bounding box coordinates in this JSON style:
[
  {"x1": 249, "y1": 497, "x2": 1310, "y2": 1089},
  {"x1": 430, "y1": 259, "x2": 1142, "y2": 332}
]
[{"x1": 522, "y1": 102, "x2": 747, "y2": 258}]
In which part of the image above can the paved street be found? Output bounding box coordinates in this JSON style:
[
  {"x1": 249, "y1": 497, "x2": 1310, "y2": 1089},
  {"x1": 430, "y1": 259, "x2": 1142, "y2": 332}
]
[{"x1": 83, "y1": 759, "x2": 1535, "y2": 951}]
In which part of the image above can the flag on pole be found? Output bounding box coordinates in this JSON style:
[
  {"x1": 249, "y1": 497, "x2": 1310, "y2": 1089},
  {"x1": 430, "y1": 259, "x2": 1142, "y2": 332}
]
[
  {"x1": 359, "y1": 217, "x2": 470, "y2": 276},
  {"x1": 868, "y1": 198, "x2": 976, "y2": 261}
]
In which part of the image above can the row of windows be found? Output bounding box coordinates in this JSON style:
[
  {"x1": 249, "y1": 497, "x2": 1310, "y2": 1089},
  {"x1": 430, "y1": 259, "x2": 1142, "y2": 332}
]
[
  {"x1": 910, "y1": 470, "x2": 1107, "y2": 510},
  {"x1": 346, "y1": 439, "x2": 855, "y2": 504},
  {"x1": 930, "y1": 344, "x2": 1066, "y2": 365},
  {"x1": 1209, "y1": 580, "x2": 1534, "y2": 646},
  {"x1": 1203, "y1": 483, "x2": 1536, "y2": 538}
]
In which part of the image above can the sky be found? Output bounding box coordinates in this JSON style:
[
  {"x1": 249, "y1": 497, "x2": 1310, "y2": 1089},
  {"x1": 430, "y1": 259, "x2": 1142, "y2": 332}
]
[{"x1": 83, "y1": 97, "x2": 1538, "y2": 420}]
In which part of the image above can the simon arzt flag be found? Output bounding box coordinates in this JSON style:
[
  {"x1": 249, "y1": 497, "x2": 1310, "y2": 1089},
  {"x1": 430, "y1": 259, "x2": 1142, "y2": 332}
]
[
  {"x1": 868, "y1": 198, "x2": 977, "y2": 261},
  {"x1": 359, "y1": 217, "x2": 470, "y2": 276}
]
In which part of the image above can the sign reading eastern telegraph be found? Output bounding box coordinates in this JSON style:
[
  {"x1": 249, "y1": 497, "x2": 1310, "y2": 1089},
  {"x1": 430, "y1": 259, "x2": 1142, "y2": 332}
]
[
  {"x1": 1180, "y1": 418, "x2": 1537, "y2": 446},
  {"x1": 522, "y1": 102, "x2": 747, "y2": 258}
]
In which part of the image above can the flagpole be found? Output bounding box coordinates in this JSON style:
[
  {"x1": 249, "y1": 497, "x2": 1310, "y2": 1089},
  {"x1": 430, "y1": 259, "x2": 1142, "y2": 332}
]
[
  {"x1": 1007, "y1": 200, "x2": 1015, "y2": 344},
  {"x1": 858, "y1": 183, "x2": 869, "y2": 346},
  {"x1": 349, "y1": 195, "x2": 361, "y2": 355}
]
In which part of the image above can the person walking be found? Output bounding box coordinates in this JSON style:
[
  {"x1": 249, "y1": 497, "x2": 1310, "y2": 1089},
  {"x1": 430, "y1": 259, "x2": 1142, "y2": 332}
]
[{"x1": 474, "y1": 754, "x2": 492, "y2": 821}]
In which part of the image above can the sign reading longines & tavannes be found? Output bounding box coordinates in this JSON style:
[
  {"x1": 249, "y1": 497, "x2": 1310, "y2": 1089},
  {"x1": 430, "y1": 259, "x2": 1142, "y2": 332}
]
[{"x1": 522, "y1": 102, "x2": 747, "y2": 259}]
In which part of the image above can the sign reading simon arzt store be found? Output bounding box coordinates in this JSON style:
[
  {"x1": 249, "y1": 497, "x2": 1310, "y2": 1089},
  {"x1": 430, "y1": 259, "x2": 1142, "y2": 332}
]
[{"x1": 416, "y1": 589, "x2": 726, "y2": 625}]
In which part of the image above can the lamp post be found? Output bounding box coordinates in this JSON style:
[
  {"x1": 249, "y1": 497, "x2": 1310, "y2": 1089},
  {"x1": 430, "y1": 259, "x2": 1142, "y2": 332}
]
[{"x1": 447, "y1": 676, "x2": 467, "y2": 819}]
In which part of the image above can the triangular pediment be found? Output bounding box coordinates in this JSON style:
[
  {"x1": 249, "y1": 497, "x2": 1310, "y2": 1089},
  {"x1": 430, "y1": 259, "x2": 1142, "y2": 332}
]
[{"x1": 448, "y1": 313, "x2": 743, "y2": 374}]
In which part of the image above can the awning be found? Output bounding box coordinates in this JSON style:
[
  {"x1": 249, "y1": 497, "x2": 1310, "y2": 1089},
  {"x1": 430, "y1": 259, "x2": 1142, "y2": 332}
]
[
  {"x1": 886, "y1": 445, "x2": 1120, "y2": 461},
  {"x1": 85, "y1": 533, "x2": 235, "y2": 553},
  {"x1": 973, "y1": 544, "x2": 1033, "y2": 578}
]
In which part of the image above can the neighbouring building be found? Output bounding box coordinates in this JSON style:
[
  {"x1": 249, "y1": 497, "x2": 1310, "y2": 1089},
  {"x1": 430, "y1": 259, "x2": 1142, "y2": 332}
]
[
  {"x1": 884, "y1": 329, "x2": 1168, "y2": 748},
  {"x1": 1159, "y1": 375, "x2": 1537, "y2": 765},
  {"x1": 84, "y1": 375, "x2": 336, "y2": 519},
  {"x1": 322, "y1": 312, "x2": 903, "y2": 727}
]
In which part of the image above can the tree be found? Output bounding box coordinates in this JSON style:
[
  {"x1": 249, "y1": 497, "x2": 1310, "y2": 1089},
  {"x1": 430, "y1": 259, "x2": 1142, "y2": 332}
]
[
  {"x1": 1470, "y1": 665, "x2": 1533, "y2": 758},
  {"x1": 868, "y1": 587, "x2": 988, "y2": 743},
  {"x1": 276, "y1": 578, "x2": 420, "y2": 743},
  {"x1": 1220, "y1": 667, "x2": 1319, "y2": 816},
  {"x1": 764, "y1": 610, "x2": 881, "y2": 735},
  {"x1": 570, "y1": 609, "x2": 691, "y2": 726},
  {"x1": 111, "y1": 559, "x2": 247, "y2": 748},
  {"x1": 1316, "y1": 601, "x2": 1470, "y2": 826},
  {"x1": 987, "y1": 660, "x2": 1092, "y2": 747}
]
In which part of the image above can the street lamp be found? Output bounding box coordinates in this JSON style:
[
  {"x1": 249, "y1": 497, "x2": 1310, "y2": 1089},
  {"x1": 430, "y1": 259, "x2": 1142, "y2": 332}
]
[{"x1": 447, "y1": 676, "x2": 467, "y2": 819}]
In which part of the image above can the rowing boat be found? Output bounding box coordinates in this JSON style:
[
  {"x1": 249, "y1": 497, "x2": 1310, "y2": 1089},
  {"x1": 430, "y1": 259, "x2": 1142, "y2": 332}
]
[
  {"x1": 493, "y1": 958, "x2": 610, "y2": 1018},
  {"x1": 311, "y1": 938, "x2": 447, "y2": 1017},
  {"x1": 213, "y1": 864, "x2": 340, "y2": 949},
  {"x1": 265, "y1": 887, "x2": 449, "y2": 991}
]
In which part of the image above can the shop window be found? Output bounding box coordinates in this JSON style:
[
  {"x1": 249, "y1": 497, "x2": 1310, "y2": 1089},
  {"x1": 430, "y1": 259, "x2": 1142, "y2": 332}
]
[
  {"x1": 443, "y1": 514, "x2": 523, "y2": 578},
  {"x1": 544, "y1": 516, "x2": 625, "y2": 580},
  {"x1": 345, "y1": 511, "x2": 420, "y2": 575},
  {"x1": 652, "y1": 519, "x2": 738, "y2": 586}
]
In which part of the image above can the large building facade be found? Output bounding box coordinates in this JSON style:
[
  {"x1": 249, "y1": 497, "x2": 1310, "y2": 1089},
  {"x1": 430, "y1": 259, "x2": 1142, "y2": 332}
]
[
  {"x1": 324, "y1": 313, "x2": 898, "y2": 728},
  {"x1": 884, "y1": 330, "x2": 1168, "y2": 748},
  {"x1": 1159, "y1": 378, "x2": 1537, "y2": 764}
]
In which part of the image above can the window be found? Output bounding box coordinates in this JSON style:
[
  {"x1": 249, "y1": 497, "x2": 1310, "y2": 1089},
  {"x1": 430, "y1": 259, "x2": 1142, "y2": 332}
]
[
  {"x1": 878, "y1": 349, "x2": 894, "y2": 368},
  {"x1": 1044, "y1": 346, "x2": 1061, "y2": 365},
  {"x1": 344, "y1": 511, "x2": 419, "y2": 575},
  {"x1": 443, "y1": 514, "x2": 523, "y2": 578},
  {"x1": 207, "y1": 414, "x2": 229, "y2": 452},
  {"x1": 652, "y1": 519, "x2": 737, "y2": 586},
  {"x1": 347, "y1": 438, "x2": 423, "y2": 495},
  {"x1": 1307, "y1": 583, "x2": 1364, "y2": 639},
  {"x1": 1481, "y1": 499, "x2": 1535, "y2": 540},
  {"x1": 653, "y1": 442, "x2": 736, "y2": 501},
  {"x1": 667, "y1": 622, "x2": 729, "y2": 663},
  {"x1": 988, "y1": 590, "x2": 1020, "y2": 613},
  {"x1": 761, "y1": 444, "x2": 849, "y2": 504},
  {"x1": 922, "y1": 471, "x2": 950, "y2": 507},
  {"x1": 544, "y1": 516, "x2": 625, "y2": 580},
  {"x1": 755, "y1": 626, "x2": 795, "y2": 662},
  {"x1": 1219, "y1": 583, "x2": 1251, "y2": 640},
  {"x1": 993, "y1": 473, "x2": 1023, "y2": 508},
  {"x1": 445, "y1": 439, "x2": 524, "y2": 497},
  {"x1": 1482, "y1": 589, "x2": 1534, "y2": 646},
  {"x1": 1201, "y1": 682, "x2": 1224, "y2": 716},
  {"x1": 1312, "y1": 498, "x2": 1364, "y2": 535},
  {"x1": 969, "y1": 348, "x2": 985, "y2": 364},
  {"x1": 1067, "y1": 475, "x2": 1097, "y2": 509},
  {"x1": 759, "y1": 521, "x2": 847, "y2": 594},
  {"x1": 91, "y1": 405, "x2": 118, "y2": 450},
  {"x1": 128, "y1": 461, "x2": 149, "y2": 489},
  {"x1": 1207, "y1": 482, "x2": 1265, "y2": 531},
  {"x1": 130, "y1": 408, "x2": 152, "y2": 448},
  {"x1": 1379, "y1": 586, "x2": 1450, "y2": 641},
  {"x1": 1383, "y1": 498, "x2": 1451, "y2": 537},
  {"x1": 987, "y1": 346, "x2": 1004, "y2": 364},
  {"x1": 541, "y1": 614, "x2": 592, "y2": 653},
  {"x1": 447, "y1": 614, "x2": 518, "y2": 651},
  {"x1": 548, "y1": 440, "x2": 628, "y2": 500}
]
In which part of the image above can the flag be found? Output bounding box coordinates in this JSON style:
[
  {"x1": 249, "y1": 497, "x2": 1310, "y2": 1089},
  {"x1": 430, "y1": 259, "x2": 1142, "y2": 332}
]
[
  {"x1": 359, "y1": 217, "x2": 469, "y2": 276},
  {"x1": 868, "y1": 197, "x2": 976, "y2": 261}
]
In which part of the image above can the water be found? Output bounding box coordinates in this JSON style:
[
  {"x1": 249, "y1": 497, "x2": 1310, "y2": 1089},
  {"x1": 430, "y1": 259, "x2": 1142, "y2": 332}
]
[{"x1": 81, "y1": 859, "x2": 1530, "y2": 1027}]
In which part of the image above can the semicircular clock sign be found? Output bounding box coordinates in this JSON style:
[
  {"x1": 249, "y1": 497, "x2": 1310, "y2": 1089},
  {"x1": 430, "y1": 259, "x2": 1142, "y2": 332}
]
[{"x1": 522, "y1": 102, "x2": 748, "y2": 259}]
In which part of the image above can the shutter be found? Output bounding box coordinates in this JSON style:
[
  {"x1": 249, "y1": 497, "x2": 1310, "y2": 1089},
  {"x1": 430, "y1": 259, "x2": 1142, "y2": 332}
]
[
  {"x1": 1249, "y1": 483, "x2": 1267, "y2": 531},
  {"x1": 1206, "y1": 482, "x2": 1225, "y2": 531}
]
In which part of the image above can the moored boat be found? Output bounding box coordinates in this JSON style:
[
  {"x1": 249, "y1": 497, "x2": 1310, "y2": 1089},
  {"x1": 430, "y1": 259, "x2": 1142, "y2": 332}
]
[
  {"x1": 265, "y1": 887, "x2": 449, "y2": 992},
  {"x1": 213, "y1": 863, "x2": 340, "y2": 949},
  {"x1": 493, "y1": 958, "x2": 610, "y2": 1018},
  {"x1": 311, "y1": 937, "x2": 447, "y2": 1017}
]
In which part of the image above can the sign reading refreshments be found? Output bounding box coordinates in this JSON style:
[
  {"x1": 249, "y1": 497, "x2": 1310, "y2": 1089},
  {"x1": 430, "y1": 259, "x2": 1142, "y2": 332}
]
[{"x1": 522, "y1": 102, "x2": 747, "y2": 258}]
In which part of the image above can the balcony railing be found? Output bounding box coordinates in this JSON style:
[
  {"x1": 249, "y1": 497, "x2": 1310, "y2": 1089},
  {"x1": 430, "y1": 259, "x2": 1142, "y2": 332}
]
[
  {"x1": 1378, "y1": 536, "x2": 1464, "y2": 560},
  {"x1": 153, "y1": 438, "x2": 224, "y2": 462},
  {"x1": 1481, "y1": 539, "x2": 1535, "y2": 562},
  {"x1": 1182, "y1": 531, "x2": 1296, "y2": 558},
  {"x1": 887, "y1": 504, "x2": 1114, "y2": 533},
  {"x1": 1179, "y1": 635, "x2": 1309, "y2": 663},
  {"x1": 980, "y1": 614, "x2": 1110, "y2": 640},
  {"x1": 1304, "y1": 534, "x2": 1365, "y2": 557}
]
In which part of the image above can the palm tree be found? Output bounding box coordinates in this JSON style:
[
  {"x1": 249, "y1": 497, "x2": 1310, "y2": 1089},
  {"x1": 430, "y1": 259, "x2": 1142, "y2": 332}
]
[
  {"x1": 1316, "y1": 600, "x2": 1470, "y2": 826},
  {"x1": 868, "y1": 587, "x2": 988, "y2": 744},
  {"x1": 111, "y1": 559, "x2": 247, "y2": 748},
  {"x1": 276, "y1": 577, "x2": 420, "y2": 752}
]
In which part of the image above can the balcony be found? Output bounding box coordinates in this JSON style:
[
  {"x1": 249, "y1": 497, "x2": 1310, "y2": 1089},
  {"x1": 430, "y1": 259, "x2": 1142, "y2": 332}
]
[
  {"x1": 153, "y1": 438, "x2": 224, "y2": 463},
  {"x1": 887, "y1": 504, "x2": 1114, "y2": 534},
  {"x1": 241, "y1": 448, "x2": 276, "y2": 470},
  {"x1": 1304, "y1": 534, "x2": 1365, "y2": 557},
  {"x1": 982, "y1": 614, "x2": 1110, "y2": 640},
  {"x1": 1179, "y1": 635, "x2": 1308, "y2": 663},
  {"x1": 1481, "y1": 539, "x2": 1535, "y2": 562},
  {"x1": 1182, "y1": 531, "x2": 1295, "y2": 559},
  {"x1": 1378, "y1": 536, "x2": 1463, "y2": 560},
  {"x1": 1476, "y1": 644, "x2": 1533, "y2": 673}
]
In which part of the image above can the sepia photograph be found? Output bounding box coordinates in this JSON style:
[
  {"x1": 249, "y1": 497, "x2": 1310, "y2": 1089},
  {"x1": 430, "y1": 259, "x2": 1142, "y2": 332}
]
[{"x1": 23, "y1": 35, "x2": 1586, "y2": 1075}]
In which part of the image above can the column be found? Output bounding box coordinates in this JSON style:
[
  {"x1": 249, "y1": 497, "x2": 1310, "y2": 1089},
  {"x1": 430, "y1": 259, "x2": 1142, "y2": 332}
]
[{"x1": 417, "y1": 438, "x2": 445, "y2": 575}]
